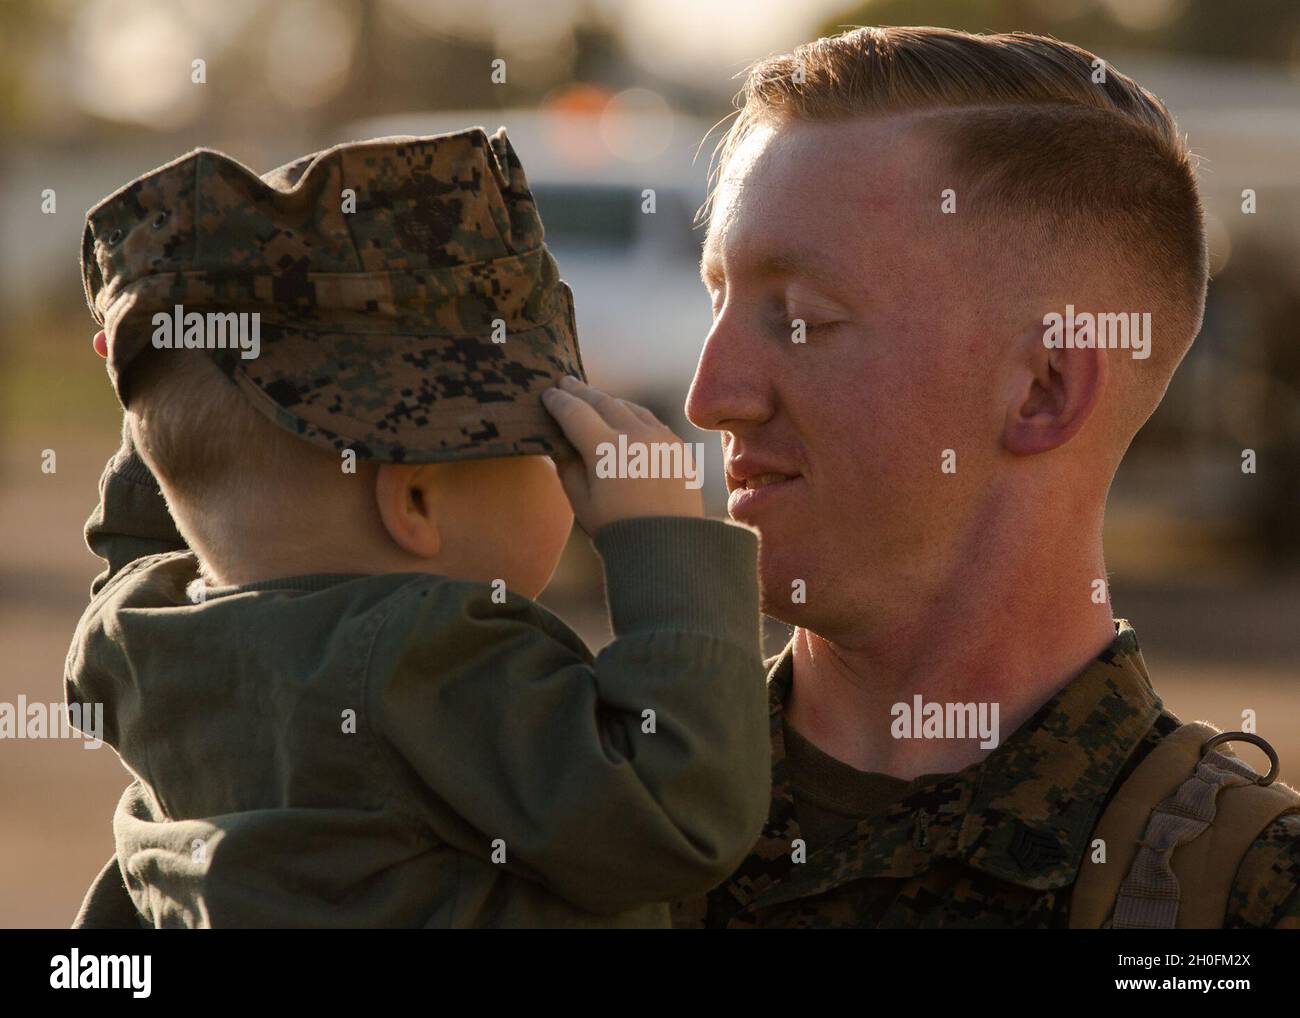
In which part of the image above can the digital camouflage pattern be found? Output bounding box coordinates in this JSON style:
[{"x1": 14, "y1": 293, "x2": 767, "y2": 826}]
[
  {"x1": 1226, "y1": 812, "x2": 1300, "y2": 928},
  {"x1": 81, "y1": 128, "x2": 585, "y2": 463},
  {"x1": 672, "y1": 622, "x2": 1300, "y2": 928}
]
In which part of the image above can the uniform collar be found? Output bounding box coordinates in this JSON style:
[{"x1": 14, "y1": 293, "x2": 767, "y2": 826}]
[{"x1": 729, "y1": 621, "x2": 1163, "y2": 913}]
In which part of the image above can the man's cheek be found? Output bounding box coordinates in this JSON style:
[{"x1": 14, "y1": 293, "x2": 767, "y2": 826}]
[{"x1": 834, "y1": 429, "x2": 918, "y2": 489}]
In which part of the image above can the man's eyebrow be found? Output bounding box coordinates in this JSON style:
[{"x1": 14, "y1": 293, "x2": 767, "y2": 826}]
[
  {"x1": 699, "y1": 252, "x2": 723, "y2": 289},
  {"x1": 699, "y1": 244, "x2": 851, "y2": 290}
]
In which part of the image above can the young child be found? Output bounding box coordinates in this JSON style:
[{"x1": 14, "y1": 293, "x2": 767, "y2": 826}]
[{"x1": 66, "y1": 128, "x2": 770, "y2": 928}]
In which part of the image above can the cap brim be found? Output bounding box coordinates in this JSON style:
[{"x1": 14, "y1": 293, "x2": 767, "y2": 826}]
[{"x1": 219, "y1": 316, "x2": 584, "y2": 464}]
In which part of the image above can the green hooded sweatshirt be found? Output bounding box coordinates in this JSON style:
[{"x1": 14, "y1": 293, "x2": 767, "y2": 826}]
[{"x1": 66, "y1": 427, "x2": 770, "y2": 928}]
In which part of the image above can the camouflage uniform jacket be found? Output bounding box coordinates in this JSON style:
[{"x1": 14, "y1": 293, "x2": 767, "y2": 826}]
[{"x1": 672, "y1": 623, "x2": 1300, "y2": 928}]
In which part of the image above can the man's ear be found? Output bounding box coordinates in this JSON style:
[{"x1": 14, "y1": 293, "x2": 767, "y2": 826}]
[
  {"x1": 1002, "y1": 320, "x2": 1106, "y2": 456},
  {"x1": 375, "y1": 463, "x2": 442, "y2": 558}
]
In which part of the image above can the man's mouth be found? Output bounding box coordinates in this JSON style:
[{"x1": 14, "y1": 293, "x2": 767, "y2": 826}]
[
  {"x1": 735, "y1": 472, "x2": 794, "y2": 491},
  {"x1": 725, "y1": 460, "x2": 802, "y2": 520},
  {"x1": 725, "y1": 459, "x2": 801, "y2": 493}
]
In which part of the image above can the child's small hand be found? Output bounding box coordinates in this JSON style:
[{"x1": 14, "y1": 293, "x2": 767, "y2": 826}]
[{"x1": 542, "y1": 376, "x2": 704, "y2": 533}]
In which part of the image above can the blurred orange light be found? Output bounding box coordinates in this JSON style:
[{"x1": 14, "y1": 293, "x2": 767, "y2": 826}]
[
  {"x1": 542, "y1": 83, "x2": 613, "y2": 115},
  {"x1": 539, "y1": 84, "x2": 615, "y2": 168}
]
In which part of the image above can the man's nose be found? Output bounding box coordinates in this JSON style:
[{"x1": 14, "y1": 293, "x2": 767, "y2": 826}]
[{"x1": 685, "y1": 310, "x2": 771, "y2": 432}]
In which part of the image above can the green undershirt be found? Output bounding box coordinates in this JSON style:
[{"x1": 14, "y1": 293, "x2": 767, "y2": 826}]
[{"x1": 782, "y1": 718, "x2": 949, "y2": 851}]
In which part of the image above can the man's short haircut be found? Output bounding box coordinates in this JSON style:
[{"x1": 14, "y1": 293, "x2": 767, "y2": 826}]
[{"x1": 707, "y1": 26, "x2": 1209, "y2": 406}]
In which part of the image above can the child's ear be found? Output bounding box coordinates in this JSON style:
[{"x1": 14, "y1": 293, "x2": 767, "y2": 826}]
[{"x1": 375, "y1": 463, "x2": 442, "y2": 558}]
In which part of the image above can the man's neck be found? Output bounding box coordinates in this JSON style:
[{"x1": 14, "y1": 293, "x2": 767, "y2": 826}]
[{"x1": 784, "y1": 511, "x2": 1117, "y2": 780}]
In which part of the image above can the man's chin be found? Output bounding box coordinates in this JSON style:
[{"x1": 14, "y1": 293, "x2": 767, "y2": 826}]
[
  {"x1": 759, "y1": 593, "x2": 802, "y2": 628},
  {"x1": 757, "y1": 565, "x2": 817, "y2": 627},
  {"x1": 755, "y1": 537, "x2": 861, "y2": 632}
]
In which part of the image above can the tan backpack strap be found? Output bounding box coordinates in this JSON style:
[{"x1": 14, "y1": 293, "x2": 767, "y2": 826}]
[
  {"x1": 1165, "y1": 742, "x2": 1300, "y2": 928},
  {"x1": 1070, "y1": 722, "x2": 1300, "y2": 929},
  {"x1": 1071, "y1": 722, "x2": 1216, "y2": 928},
  {"x1": 1113, "y1": 735, "x2": 1267, "y2": 928}
]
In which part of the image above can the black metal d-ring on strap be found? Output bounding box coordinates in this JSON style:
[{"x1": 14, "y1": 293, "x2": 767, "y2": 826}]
[{"x1": 1201, "y1": 731, "x2": 1279, "y2": 786}]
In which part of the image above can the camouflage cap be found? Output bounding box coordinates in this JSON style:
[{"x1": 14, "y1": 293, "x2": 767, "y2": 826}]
[{"x1": 81, "y1": 127, "x2": 586, "y2": 462}]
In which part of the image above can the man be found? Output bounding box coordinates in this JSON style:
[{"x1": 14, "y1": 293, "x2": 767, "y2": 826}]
[{"x1": 672, "y1": 25, "x2": 1300, "y2": 928}]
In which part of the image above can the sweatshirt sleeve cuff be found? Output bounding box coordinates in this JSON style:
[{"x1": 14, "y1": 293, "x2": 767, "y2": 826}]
[{"x1": 592, "y1": 516, "x2": 760, "y2": 652}]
